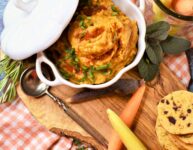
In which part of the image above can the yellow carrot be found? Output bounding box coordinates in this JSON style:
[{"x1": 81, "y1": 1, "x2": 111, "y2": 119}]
[
  {"x1": 108, "y1": 84, "x2": 146, "y2": 150},
  {"x1": 107, "y1": 109, "x2": 147, "y2": 150}
]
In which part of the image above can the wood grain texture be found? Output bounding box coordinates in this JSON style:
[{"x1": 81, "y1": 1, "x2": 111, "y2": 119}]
[{"x1": 17, "y1": 63, "x2": 186, "y2": 149}]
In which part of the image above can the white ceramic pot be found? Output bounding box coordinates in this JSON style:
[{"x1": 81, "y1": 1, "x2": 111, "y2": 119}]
[
  {"x1": 1, "y1": 0, "x2": 79, "y2": 60},
  {"x1": 36, "y1": 0, "x2": 146, "y2": 89}
]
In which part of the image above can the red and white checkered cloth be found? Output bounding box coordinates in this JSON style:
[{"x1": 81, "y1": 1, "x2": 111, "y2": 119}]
[
  {"x1": 164, "y1": 53, "x2": 191, "y2": 86},
  {"x1": 0, "y1": 0, "x2": 192, "y2": 149},
  {"x1": 0, "y1": 99, "x2": 73, "y2": 149}
]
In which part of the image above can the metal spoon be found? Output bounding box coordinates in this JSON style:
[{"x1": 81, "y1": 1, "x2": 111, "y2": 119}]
[{"x1": 20, "y1": 67, "x2": 108, "y2": 148}]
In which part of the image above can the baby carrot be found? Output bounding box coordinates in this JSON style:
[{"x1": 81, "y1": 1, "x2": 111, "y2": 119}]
[
  {"x1": 108, "y1": 84, "x2": 146, "y2": 150},
  {"x1": 107, "y1": 109, "x2": 147, "y2": 150}
]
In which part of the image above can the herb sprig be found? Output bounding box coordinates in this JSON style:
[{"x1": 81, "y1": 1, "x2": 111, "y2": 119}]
[
  {"x1": 138, "y1": 21, "x2": 191, "y2": 81},
  {"x1": 0, "y1": 55, "x2": 23, "y2": 103}
]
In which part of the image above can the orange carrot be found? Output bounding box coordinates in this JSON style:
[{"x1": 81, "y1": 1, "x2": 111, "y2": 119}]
[{"x1": 108, "y1": 84, "x2": 146, "y2": 150}]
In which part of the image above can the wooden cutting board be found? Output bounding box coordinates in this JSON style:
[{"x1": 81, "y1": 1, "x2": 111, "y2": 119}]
[{"x1": 17, "y1": 63, "x2": 186, "y2": 149}]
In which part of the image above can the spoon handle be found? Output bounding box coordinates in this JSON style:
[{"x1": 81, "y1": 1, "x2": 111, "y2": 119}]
[{"x1": 45, "y1": 90, "x2": 108, "y2": 148}]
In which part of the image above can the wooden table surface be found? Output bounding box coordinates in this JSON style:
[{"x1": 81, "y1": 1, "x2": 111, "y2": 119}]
[{"x1": 17, "y1": 63, "x2": 186, "y2": 149}]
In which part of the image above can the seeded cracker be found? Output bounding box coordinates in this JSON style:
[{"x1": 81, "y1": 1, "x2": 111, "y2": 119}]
[
  {"x1": 156, "y1": 118, "x2": 193, "y2": 150},
  {"x1": 157, "y1": 91, "x2": 193, "y2": 134},
  {"x1": 169, "y1": 134, "x2": 193, "y2": 150},
  {"x1": 177, "y1": 134, "x2": 193, "y2": 144},
  {"x1": 155, "y1": 119, "x2": 178, "y2": 150}
]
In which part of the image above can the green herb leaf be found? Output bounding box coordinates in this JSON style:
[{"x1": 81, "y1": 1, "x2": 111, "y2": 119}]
[
  {"x1": 102, "y1": 69, "x2": 112, "y2": 75},
  {"x1": 60, "y1": 70, "x2": 71, "y2": 80},
  {"x1": 147, "y1": 21, "x2": 170, "y2": 41},
  {"x1": 79, "y1": 20, "x2": 87, "y2": 29},
  {"x1": 87, "y1": 16, "x2": 91, "y2": 20},
  {"x1": 111, "y1": 5, "x2": 119, "y2": 16},
  {"x1": 80, "y1": 66, "x2": 89, "y2": 82},
  {"x1": 146, "y1": 43, "x2": 159, "y2": 64},
  {"x1": 0, "y1": 56, "x2": 23, "y2": 104},
  {"x1": 82, "y1": 66, "x2": 89, "y2": 71},
  {"x1": 65, "y1": 48, "x2": 80, "y2": 70},
  {"x1": 0, "y1": 78, "x2": 8, "y2": 92},
  {"x1": 77, "y1": 147, "x2": 86, "y2": 150},
  {"x1": 73, "y1": 138, "x2": 82, "y2": 146},
  {"x1": 112, "y1": 12, "x2": 119, "y2": 16},
  {"x1": 65, "y1": 48, "x2": 75, "y2": 55},
  {"x1": 95, "y1": 63, "x2": 111, "y2": 71},
  {"x1": 88, "y1": 66, "x2": 95, "y2": 81},
  {"x1": 80, "y1": 75, "x2": 87, "y2": 82},
  {"x1": 147, "y1": 21, "x2": 170, "y2": 34},
  {"x1": 138, "y1": 57, "x2": 159, "y2": 81},
  {"x1": 111, "y1": 5, "x2": 119, "y2": 12},
  {"x1": 149, "y1": 43, "x2": 164, "y2": 63},
  {"x1": 161, "y1": 35, "x2": 191, "y2": 55},
  {"x1": 80, "y1": 31, "x2": 86, "y2": 39},
  {"x1": 139, "y1": 21, "x2": 191, "y2": 82}
]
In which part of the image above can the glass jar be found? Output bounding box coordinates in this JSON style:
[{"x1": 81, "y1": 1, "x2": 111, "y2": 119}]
[{"x1": 152, "y1": 0, "x2": 193, "y2": 36}]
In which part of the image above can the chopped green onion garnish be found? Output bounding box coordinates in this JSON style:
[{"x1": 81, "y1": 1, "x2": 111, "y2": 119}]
[
  {"x1": 79, "y1": 20, "x2": 87, "y2": 29},
  {"x1": 87, "y1": 16, "x2": 91, "y2": 20},
  {"x1": 95, "y1": 63, "x2": 111, "y2": 71},
  {"x1": 112, "y1": 12, "x2": 118, "y2": 16},
  {"x1": 111, "y1": 5, "x2": 119, "y2": 16},
  {"x1": 60, "y1": 70, "x2": 71, "y2": 80},
  {"x1": 88, "y1": 66, "x2": 95, "y2": 81},
  {"x1": 75, "y1": 57, "x2": 79, "y2": 63},
  {"x1": 80, "y1": 31, "x2": 86, "y2": 39},
  {"x1": 65, "y1": 48, "x2": 75, "y2": 55},
  {"x1": 82, "y1": 66, "x2": 89, "y2": 71}
]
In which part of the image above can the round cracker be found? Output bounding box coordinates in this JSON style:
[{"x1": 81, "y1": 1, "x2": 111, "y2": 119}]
[
  {"x1": 155, "y1": 119, "x2": 178, "y2": 150},
  {"x1": 177, "y1": 134, "x2": 193, "y2": 144},
  {"x1": 158, "y1": 91, "x2": 193, "y2": 134},
  {"x1": 169, "y1": 134, "x2": 193, "y2": 150}
]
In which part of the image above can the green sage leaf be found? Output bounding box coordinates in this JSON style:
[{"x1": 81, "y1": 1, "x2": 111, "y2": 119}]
[
  {"x1": 138, "y1": 57, "x2": 159, "y2": 81},
  {"x1": 147, "y1": 21, "x2": 170, "y2": 41},
  {"x1": 146, "y1": 43, "x2": 159, "y2": 65},
  {"x1": 149, "y1": 43, "x2": 164, "y2": 63},
  {"x1": 161, "y1": 35, "x2": 191, "y2": 55}
]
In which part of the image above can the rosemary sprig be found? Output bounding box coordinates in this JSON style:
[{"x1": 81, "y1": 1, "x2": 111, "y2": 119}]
[{"x1": 0, "y1": 55, "x2": 23, "y2": 103}]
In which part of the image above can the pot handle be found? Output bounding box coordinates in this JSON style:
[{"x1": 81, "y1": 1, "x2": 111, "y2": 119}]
[{"x1": 36, "y1": 52, "x2": 63, "y2": 86}]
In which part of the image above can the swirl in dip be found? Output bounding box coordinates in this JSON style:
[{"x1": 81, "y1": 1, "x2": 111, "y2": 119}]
[{"x1": 48, "y1": 0, "x2": 138, "y2": 84}]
